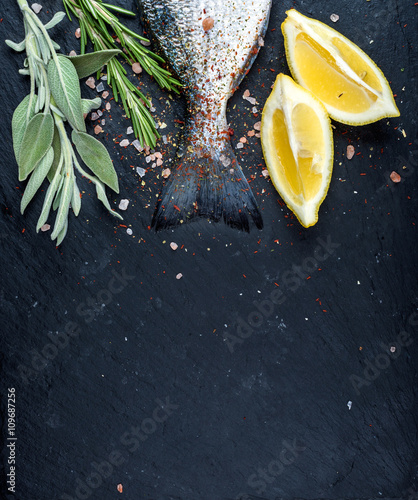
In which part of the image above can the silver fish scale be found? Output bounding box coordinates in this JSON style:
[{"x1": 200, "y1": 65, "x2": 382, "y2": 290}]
[{"x1": 140, "y1": 0, "x2": 271, "y2": 101}]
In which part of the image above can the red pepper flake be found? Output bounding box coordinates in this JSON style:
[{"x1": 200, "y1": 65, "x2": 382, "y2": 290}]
[
  {"x1": 117, "y1": 484, "x2": 123, "y2": 493},
  {"x1": 173, "y1": 204, "x2": 181, "y2": 212},
  {"x1": 243, "y1": 274, "x2": 247, "y2": 278},
  {"x1": 22, "y1": 228, "x2": 25, "y2": 233}
]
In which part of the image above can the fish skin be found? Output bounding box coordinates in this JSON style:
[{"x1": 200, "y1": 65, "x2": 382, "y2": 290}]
[{"x1": 138, "y1": 0, "x2": 272, "y2": 231}]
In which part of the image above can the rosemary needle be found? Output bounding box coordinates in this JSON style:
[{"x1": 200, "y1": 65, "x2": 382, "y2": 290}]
[{"x1": 63, "y1": 0, "x2": 181, "y2": 148}]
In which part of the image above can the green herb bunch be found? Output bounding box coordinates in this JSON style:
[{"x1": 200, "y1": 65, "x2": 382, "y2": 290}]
[
  {"x1": 62, "y1": 0, "x2": 181, "y2": 148},
  {"x1": 7, "y1": 0, "x2": 123, "y2": 245}
]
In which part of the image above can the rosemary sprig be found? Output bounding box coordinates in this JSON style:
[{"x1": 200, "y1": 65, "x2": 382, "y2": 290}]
[
  {"x1": 62, "y1": 0, "x2": 181, "y2": 148},
  {"x1": 7, "y1": 0, "x2": 123, "y2": 245}
]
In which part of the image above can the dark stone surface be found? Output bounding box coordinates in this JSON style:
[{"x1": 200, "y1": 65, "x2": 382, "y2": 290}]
[{"x1": 0, "y1": 1, "x2": 417, "y2": 499}]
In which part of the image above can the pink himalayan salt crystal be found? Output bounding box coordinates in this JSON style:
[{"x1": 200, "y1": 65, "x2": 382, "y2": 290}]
[
  {"x1": 390, "y1": 171, "x2": 401, "y2": 183},
  {"x1": 346, "y1": 145, "x2": 355, "y2": 159},
  {"x1": 85, "y1": 77, "x2": 95, "y2": 89},
  {"x1": 132, "y1": 62, "x2": 142, "y2": 74}
]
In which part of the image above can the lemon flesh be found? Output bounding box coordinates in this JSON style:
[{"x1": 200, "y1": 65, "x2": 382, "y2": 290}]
[
  {"x1": 261, "y1": 74, "x2": 333, "y2": 227},
  {"x1": 282, "y1": 9, "x2": 400, "y2": 125}
]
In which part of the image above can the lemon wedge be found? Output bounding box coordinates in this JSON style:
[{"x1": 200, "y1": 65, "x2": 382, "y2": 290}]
[
  {"x1": 282, "y1": 9, "x2": 400, "y2": 125},
  {"x1": 261, "y1": 73, "x2": 333, "y2": 227}
]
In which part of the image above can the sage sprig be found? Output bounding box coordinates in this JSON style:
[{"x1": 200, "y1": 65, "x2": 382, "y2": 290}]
[
  {"x1": 62, "y1": 0, "x2": 181, "y2": 148},
  {"x1": 7, "y1": 0, "x2": 123, "y2": 245}
]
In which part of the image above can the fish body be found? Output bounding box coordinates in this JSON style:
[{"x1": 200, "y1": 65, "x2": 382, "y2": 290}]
[{"x1": 138, "y1": 0, "x2": 272, "y2": 231}]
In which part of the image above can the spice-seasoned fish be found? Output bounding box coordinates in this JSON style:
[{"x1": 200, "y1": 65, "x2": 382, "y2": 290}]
[{"x1": 138, "y1": 0, "x2": 272, "y2": 231}]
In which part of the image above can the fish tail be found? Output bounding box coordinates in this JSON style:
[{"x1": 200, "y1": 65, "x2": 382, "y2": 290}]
[{"x1": 152, "y1": 141, "x2": 263, "y2": 231}]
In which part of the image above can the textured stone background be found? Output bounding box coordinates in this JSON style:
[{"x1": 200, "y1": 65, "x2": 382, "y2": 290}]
[{"x1": 0, "y1": 1, "x2": 417, "y2": 499}]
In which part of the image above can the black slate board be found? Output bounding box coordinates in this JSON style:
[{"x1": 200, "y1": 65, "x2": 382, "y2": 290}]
[{"x1": 0, "y1": 1, "x2": 417, "y2": 499}]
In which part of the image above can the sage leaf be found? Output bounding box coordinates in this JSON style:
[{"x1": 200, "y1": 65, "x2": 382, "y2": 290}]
[
  {"x1": 20, "y1": 147, "x2": 54, "y2": 214},
  {"x1": 44, "y1": 11, "x2": 66, "y2": 30},
  {"x1": 95, "y1": 180, "x2": 123, "y2": 220},
  {"x1": 51, "y1": 170, "x2": 73, "y2": 240},
  {"x1": 53, "y1": 175, "x2": 65, "y2": 211},
  {"x1": 81, "y1": 97, "x2": 101, "y2": 115},
  {"x1": 71, "y1": 178, "x2": 81, "y2": 216},
  {"x1": 18, "y1": 112, "x2": 54, "y2": 181},
  {"x1": 12, "y1": 94, "x2": 38, "y2": 160},
  {"x1": 5, "y1": 39, "x2": 26, "y2": 52},
  {"x1": 55, "y1": 218, "x2": 68, "y2": 246},
  {"x1": 67, "y1": 49, "x2": 121, "y2": 79},
  {"x1": 47, "y1": 126, "x2": 62, "y2": 182},
  {"x1": 72, "y1": 130, "x2": 119, "y2": 193},
  {"x1": 47, "y1": 55, "x2": 86, "y2": 132},
  {"x1": 36, "y1": 169, "x2": 62, "y2": 232}
]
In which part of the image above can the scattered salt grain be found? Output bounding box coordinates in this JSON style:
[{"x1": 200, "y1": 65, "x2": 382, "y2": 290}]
[
  {"x1": 254, "y1": 121, "x2": 261, "y2": 131},
  {"x1": 170, "y1": 242, "x2": 178, "y2": 250},
  {"x1": 390, "y1": 346, "x2": 396, "y2": 353},
  {"x1": 176, "y1": 273, "x2": 183, "y2": 280},
  {"x1": 245, "y1": 96, "x2": 257, "y2": 105},
  {"x1": 119, "y1": 139, "x2": 130, "y2": 147},
  {"x1": 117, "y1": 484, "x2": 123, "y2": 493},
  {"x1": 69, "y1": 50, "x2": 77, "y2": 57},
  {"x1": 248, "y1": 130, "x2": 255, "y2": 137},
  {"x1": 105, "y1": 102, "x2": 111, "y2": 111},
  {"x1": 101, "y1": 75, "x2": 107, "y2": 81},
  {"x1": 220, "y1": 154, "x2": 231, "y2": 167},
  {"x1": 40, "y1": 224, "x2": 50, "y2": 232},
  {"x1": 347, "y1": 401, "x2": 352, "y2": 410},
  {"x1": 156, "y1": 158, "x2": 163, "y2": 167},
  {"x1": 236, "y1": 143, "x2": 244, "y2": 149},
  {"x1": 127, "y1": 126, "x2": 134, "y2": 135},
  {"x1": 101, "y1": 119, "x2": 105, "y2": 125},
  {"x1": 243, "y1": 90, "x2": 251, "y2": 98},
  {"x1": 140, "y1": 40, "x2": 151, "y2": 46},
  {"x1": 132, "y1": 62, "x2": 142, "y2": 74},
  {"x1": 31, "y1": 3, "x2": 42, "y2": 13},
  {"x1": 162, "y1": 168, "x2": 171, "y2": 178},
  {"x1": 126, "y1": 228, "x2": 133, "y2": 235},
  {"x1": 97, "y1": 109, "x2": 103, "y2": 117},
  {"x1": 75, "y1": 27, "x2": 81, "y2": 39},
  {"x1": 255, "y1": 133, "x2": 261, "y2": 138},
  {"x1": 162, "y1": 135, "x2": 168, "y2": 144},
  {"x1": 252, "y1": 107, "x2": 258, "y2": 114},
  {"x1": 132, "y1": 140, "x2": 143, "y2": 152},
  {"x1": 136, "y1": 167, "x2": 146, "y2": 177},
  {"x1": 91, "y1": 112, "x2": 99, "y2": 121},
  {"x1": 390, "y1": 171, "x2": 401, "y2": 183},
  {"x1": 258, "y1": 36, "x2": 265, "y2": 47},
  {"x1": 96, "y1": 82, "x2": 104, "y2": 92},
  {"x1": 118, "y1": 199, "x2": 129, "y2": 210},
  {"x1": 240, "y1": 137, "x2": 247, "y2": 143},
  {"x1": 94, "y1": 125, "x2": 103, "y2": 134},
  {"x1": 85, "y1": 77, "x2": 95, "y2": 89},
  {"x1": 102, "y1": 91, "x2": 109, "y2": 99},
  {"x1": 330, "y1": 13, "x2": 339, "y2": 23},
  {"x1": 346, "y1": 145, "x2": 355, "y2": 159},
  {"x1": 262, "y1": 169, "x2": 269, "y2": 177}
]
